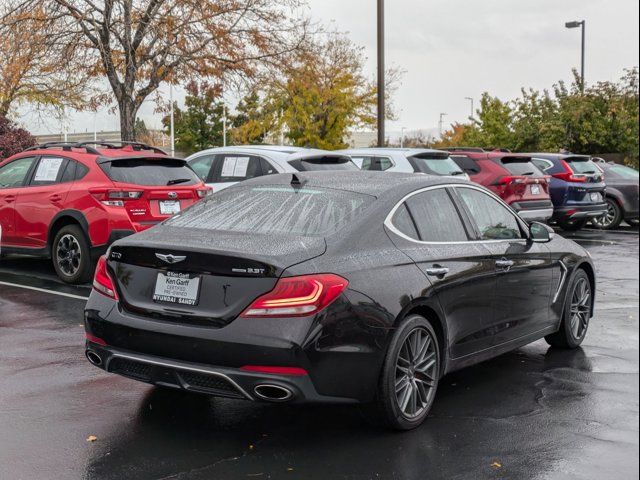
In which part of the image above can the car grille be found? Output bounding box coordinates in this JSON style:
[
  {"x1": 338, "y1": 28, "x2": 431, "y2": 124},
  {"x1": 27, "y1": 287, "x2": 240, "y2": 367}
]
[
  {"x1": 178, "y1": 371, "x2": 244, "y2": 398},
  {"x1": 109, "y1": 358, "x2": 153, "y2": 382}
]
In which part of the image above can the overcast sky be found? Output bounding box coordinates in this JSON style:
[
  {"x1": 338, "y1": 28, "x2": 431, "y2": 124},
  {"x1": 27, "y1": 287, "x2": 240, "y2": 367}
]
[{"x1": 23, "y1": 0, "x2": 639, "y2": 137}]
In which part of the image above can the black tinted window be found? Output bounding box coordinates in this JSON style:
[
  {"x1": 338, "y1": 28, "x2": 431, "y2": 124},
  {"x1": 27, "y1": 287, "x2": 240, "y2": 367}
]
[
  {"x1": 59, "y1": 159, "x2": 76, "y2": 183},
  {"x1": 391, "y1": 203, "x2": 419, "y2": 239},
  {"x1": 451, "y1": 155, "x2": 480, "y2": 174},
  {"x1": 0, "y1": 157, "x2": 37, "y2": 188},
  {"x1": 457, "y1": 187, "x2": 522, "y2": 240},
  {"x1": 260, "y1": 158, "x2": 278, "y2": 175},
  {"x1": 405, "y1": 189, "x2": 468, "y2": 242},
  {"x1": 75, "y1": 163, "x2": 89, "y2": 180},
  {"x1": 500, "y1": 159, "x2": 544, "y2": 176},
  {"x1": 167, "y1": 186, "x2": 372, "y2": 236},
  {"x1": 102, "y1": 159, "x2": 199, "y2": 186},
  {"x1": 289, "y1": 157, "x2": 358, "y2": 171},
  {"x1": 213, "y1": 155, "x2": 263, "y2": 183}
]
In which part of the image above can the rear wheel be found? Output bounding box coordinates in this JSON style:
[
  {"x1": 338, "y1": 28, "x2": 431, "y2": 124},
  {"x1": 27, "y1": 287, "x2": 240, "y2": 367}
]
[
  {"x1": 369, "y1": 315, "x2": 441, "y2": 430},
  {"x1": 52, "y1": 225, "x2": 93, "y2": 284},
  {"x1": 545, "y1": 269, "x2": 592, "y2": 349},
  {"x1": 558, "y1": 218, "x2": 588, "y2": 231},
  {"x1": 591, "y1": 198, "x2": 622, "y2": 230}
]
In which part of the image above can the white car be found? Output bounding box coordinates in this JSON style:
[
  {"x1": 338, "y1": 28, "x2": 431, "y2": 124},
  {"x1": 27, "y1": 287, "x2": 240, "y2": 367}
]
[
  {"x1": 336, "y1": 148, "x2": 470, "y2": 180},
  {"x1": 186, "y1": 146, "x2": 358, "y2": 191}
]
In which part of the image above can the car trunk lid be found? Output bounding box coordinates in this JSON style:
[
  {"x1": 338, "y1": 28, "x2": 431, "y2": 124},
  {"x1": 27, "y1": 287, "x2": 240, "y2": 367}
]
[{"x1": 106, "y1": 226, "x2": 326, "y2": 326}]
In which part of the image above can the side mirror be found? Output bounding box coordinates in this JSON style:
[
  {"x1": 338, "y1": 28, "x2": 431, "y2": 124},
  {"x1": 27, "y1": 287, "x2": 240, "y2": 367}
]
[{"x1": 529, "y1": 222, "x2": 553, "y2": 243}]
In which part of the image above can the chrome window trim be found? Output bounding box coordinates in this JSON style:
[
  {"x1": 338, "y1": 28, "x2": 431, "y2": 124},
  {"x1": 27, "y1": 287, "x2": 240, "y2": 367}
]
[{"x1": 384, "y1": 183, "x2": 529, "y2": 245}]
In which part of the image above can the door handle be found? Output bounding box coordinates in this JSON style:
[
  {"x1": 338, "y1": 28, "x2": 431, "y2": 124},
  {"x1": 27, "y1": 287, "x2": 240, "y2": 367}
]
[
  {"x1": 495, "y1": 259, "x2": 515, "y2": 270},
  {"x1": 49, "y1": 194, "x2": 63, "y2": 202},
  {"x1": 2, "y1": 195, "x2": 16, "y2": 202},
  {"x1": 426, "y1": 266, "x2": 450, "y2": 277}
]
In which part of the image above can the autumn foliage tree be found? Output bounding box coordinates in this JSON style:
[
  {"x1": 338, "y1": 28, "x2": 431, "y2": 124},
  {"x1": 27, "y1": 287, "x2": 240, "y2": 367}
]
[
  {"x1": 8, "y1": 0, "x2": 309, "y2": 141},
  {"x1": 0, "y1": 116, "x2": 36, "y2": 160},
  {"x1": 0, "y1": 5, "x2": 87, "y2": 116}
]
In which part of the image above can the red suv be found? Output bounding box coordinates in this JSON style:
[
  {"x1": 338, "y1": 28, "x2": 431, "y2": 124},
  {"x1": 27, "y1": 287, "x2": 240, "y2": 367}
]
[
  {"x1": 450, "y1": 151, "x2": 554, "y2": 222},
  {"x1": 0, "y1": 142, "x2": 209, "y2": 284}
]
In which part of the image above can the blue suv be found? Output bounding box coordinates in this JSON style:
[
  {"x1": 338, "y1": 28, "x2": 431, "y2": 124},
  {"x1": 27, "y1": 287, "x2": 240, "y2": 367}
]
[{"x1": 530, "y1": 154, "x2": 607, "y2": 230}]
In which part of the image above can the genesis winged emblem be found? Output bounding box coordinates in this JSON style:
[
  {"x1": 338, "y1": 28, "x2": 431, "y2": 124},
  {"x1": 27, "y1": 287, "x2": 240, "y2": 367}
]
[{"x1": 155, "y1": 253, "x2": 186, "y2": 264}]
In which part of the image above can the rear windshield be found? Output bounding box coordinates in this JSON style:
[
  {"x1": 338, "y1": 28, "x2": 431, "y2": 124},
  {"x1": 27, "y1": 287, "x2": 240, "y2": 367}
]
[
  {"x1": 166, "y1": 185, "x2": 372, "y2": 236},
  {"x1": 101, "y1": 159, "x2": 200, "y2": 186},
  {"x1": 500, "y1": 159, "x2": 544, "y2": 176},
  {"x1": 411, "y1": 156, "x2": 466, "y2": 176},
  {"x1": 606, "y1": 164, "x2": 639, "y2": 179},
  {"x1": 566, "y1": 157, "x2": 599, "y2": 175},
  {"x1": 289, "y1": 157, "x2": 358, "y2": 171}
]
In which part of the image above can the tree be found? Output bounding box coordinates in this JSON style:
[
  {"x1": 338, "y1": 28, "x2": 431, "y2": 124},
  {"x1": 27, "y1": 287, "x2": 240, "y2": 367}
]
[
  {"x1": 10, "y1": 0, "x2": 309, "y2": 141},
  {"x1": 162, "y1": 81, "x2": 224, "y2": 154},
  {"x1": 230, "y1": 91, "x2": 273, "y2": 145},
  {"x1": 259, "y1": 33, "x2": 400, "y2": 149},
  {"x1": 0, "y1": 116, "x2": 36, "y2": 160},
  {"x1": 0, "y1": 5, "x2": 87, "y2": 117}
]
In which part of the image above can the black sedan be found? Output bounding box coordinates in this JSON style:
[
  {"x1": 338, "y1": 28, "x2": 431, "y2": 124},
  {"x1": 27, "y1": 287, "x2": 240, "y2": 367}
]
[
  {"x1": 592, "y1": 162, "x2": 639, "y2": 229},
  {"x1": 84, "y1": 172, "x2": 596, "y2": 430}
]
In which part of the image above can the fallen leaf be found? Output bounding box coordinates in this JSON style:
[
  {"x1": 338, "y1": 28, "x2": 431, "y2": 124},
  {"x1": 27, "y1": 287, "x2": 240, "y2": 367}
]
[
  {"x1": 491, "y1": 462, "x2": 502, "y2": 469},
  {"x1": 86, "y1": 435, "x2": 98, "y2": 442}
]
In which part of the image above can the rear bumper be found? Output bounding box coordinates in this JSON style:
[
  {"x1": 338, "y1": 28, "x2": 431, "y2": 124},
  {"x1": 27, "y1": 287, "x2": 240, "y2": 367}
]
[
  {"x1": 553, "y1": 203, "x2": 608, "y2": 221},
  {"x1": 85, "y1": 343, "x2": 355, "y2": 404},
  {"x1": 511, "y1": 200, "x2": 554, "y2": 222}
]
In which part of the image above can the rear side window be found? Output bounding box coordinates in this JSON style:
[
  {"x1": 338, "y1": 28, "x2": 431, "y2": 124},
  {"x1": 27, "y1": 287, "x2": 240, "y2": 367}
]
[
  {"x1": 566, "y1": 158, "x2": 599, "y2": 175},
  {"x1": 167, "y1": 186, "x2": 372, "y2": 237},
  {"x1": 606, "y1": 164, "x2": 639, "y2": 179},
  {"x1": 391, "y1": 203, "x2": 419, "y2": 239},
  {"x1": 289, "y1": 157, "x2": 358, "y2": 171},
  {"x1": 409, "y1": 156, "x2": 465, "y2": 177},
  {"x1": 212, "y1": 155, "x2": 263, "y2": 183},
  {"x1": 352, "y1": 156, "x2": 394, "y2": 171},
  {"x1": 0, "y1": 157, "x2": 37, "y2": 188},
  {"x1": 531, "y1": 158, "x2": 553, "y2": 172},
  {"x1": 499, "y1": 159, "x2": 544, "y2": 176},
  {"x1": 457, "y1": 187, "x2": 522, "y2": 240},
  {"x1": 451, "y1": 155, "x2": 480, "y2": 174},
  {"x1": 403, "y1": 189, "x2": 468, "y2": 242},
  {"x1": 102, "y1": 158, "x2": 200, "y2": 186}
]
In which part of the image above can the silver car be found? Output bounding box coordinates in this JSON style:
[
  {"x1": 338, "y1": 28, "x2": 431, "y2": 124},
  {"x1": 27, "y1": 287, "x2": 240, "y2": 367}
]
[
  {"x1": 186, "y1": 146, "x2": 358, "y2": 191},
  {"x1": 337, "y1": 148, "x2": 470, "y2": 180}
]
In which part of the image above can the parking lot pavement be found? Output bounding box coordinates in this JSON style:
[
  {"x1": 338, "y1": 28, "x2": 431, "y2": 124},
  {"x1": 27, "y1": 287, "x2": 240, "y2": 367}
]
[{"x1": 0, "y1": 229, "x2": 638, "y2": 480}]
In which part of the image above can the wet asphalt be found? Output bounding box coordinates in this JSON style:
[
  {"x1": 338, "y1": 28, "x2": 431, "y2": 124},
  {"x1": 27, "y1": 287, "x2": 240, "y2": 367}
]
[{"x1": 0, "y1": 227, "x2": 638, "y2": 480}]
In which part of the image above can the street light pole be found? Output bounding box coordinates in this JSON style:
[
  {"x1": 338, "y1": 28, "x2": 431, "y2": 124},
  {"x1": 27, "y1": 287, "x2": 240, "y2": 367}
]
[
  {"x1": 465, "y1": 97, "x2": 474, "y2": 120},
  {"x1": 169, "y1": 83, "x2": 175, "y2": 156},
  {"x1": 438, "y1": 113, "x2": 447, "y2": 138},
  {"x1": 400, "y1": 127, "x2": 406, "y2": 148},
  {"x1": 377, "y1": 0, "x2": 385, "y2": 147},
  {"x1": 565, "y1": 20, "x2": 586, "y2": 92}
]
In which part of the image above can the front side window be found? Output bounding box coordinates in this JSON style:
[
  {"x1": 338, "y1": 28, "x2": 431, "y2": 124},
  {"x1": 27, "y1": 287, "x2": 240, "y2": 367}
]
[
  {"x1": 0, "y1": 157, "x2": 37, "y2": 188},
  {"x1": 398, "y1": 188, "x2": 468, "y2": 242},
  {"x1": 457, "y1": 187, "x2": 523, "y2": 240},
  {"x1": 167, "y1": 185, "x2": 372, "y2": 237},
  {"x1": 351, "y1": 156, "x2": 394, "y2": 171}
]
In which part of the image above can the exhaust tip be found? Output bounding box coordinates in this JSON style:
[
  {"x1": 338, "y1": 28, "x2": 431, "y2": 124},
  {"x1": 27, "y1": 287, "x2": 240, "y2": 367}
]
[
  {"x1": 86, "y1": 350, "x2": 103, "y2": 366},
  {"x1": 254, "y1": 384, "x2": 294, "y2": 402}
]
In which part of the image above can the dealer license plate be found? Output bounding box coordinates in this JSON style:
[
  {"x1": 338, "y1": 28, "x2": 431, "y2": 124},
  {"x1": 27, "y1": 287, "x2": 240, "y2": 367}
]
[
  {"x1": 160, "y1": 200, "x2": 181, "y2": 215},
  {"x1": 153, "y1": 272, "x2": 201, "y2": 306}
]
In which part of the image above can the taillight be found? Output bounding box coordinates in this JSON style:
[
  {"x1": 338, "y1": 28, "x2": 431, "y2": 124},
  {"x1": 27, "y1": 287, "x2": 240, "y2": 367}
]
[
  {"x1": 496, "y1": 175, "x2": 527, "y2": 185},
  {"x1": 241, "y1": 274, "x2": 348, "y2": 318},
  {"x1": 92, "y1": 255, "x2": 118, "y2": 299},
  {"x1": 90, "y1": 189, "x2": 143, "y2": 206},
  {"x1": 85, "y1": 332, "x2": 107, "y2": 346},
  {"x1": 197, "y1": 187, "x2": 212, "y2": 198},
  {"x1": 552, "y1": 160, "x2": 588, "y2": 183}
]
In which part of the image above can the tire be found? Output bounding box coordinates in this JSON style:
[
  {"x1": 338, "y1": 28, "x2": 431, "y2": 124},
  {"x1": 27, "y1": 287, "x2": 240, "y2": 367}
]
[
  {"x1": 367, "y1": 315, "x2": 441, "y2": 430},
  {"x1": 545, "y1": 269, "x2": 592, "y2": 349},
  {"x1": 591, "y1": 198, "x2": 623, "y2": 230},
  {"x1": 51, "y1": 224, "x2": 93, "y2": 284},
  {"x1": 557, "y1": 218, "x2": 588, "y2": 231}
]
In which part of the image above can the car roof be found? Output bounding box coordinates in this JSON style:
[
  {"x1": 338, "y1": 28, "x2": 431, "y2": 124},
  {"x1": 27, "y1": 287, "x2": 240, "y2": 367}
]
[
  {"x1": 237, "y1": 170, "x2": 470, "y2": 198},
  {"x1": 186, "y1": 145, "x2": 309, "y2": 160},
  {"x1": 338, "y1": 147, "x2": 447, "y2": 157},
  {"x1": 287, "y1": 150, "x2": 351, "y2": 162},
  {"x1": 525, "y1": 153, "x2": 591, "y2": 161}
]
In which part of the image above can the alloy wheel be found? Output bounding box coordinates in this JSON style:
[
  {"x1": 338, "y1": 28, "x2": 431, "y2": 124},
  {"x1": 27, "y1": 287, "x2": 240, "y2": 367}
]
[
  {"x1": 593, "y1": 202, "x2": 617, "y2": 228},
  {"x1": 56, "y1": 234, "x2": 82, "y2": 277},
  {"x1": 395, "y1": 327, "x2": 438, "y2": 419},
  {"x1": 569, "y1": 277, "x2": 591, "y2": 339}
]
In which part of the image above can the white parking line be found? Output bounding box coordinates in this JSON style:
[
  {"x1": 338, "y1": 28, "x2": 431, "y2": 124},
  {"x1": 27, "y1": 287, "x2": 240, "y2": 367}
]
[{"x1": 0, "y1": 280, "x2": 90, "y2": 301}]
